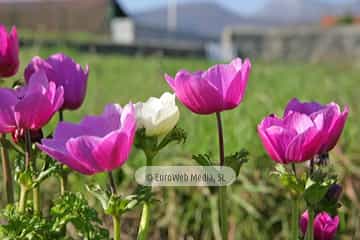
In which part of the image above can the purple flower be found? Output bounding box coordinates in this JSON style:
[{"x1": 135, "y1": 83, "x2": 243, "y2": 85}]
[
  {"x1": 0, "y1": 70, "x2": 64, "y2": 133},
  {"x1": 285, "y1": 98, "x2": 348, "y2": 154},
  {"x1": 300, "y1": 211, "x2": 339, "y2": 240},
  {"x1": 37, "y1": 103, "x2": 136, "y2": 175},
  {"x1": 0, "y1": 24, "x2": 19, "y2": 78},
  {"x1": 25, "y1": 53, "x2": 89, "y2": 110},
  {"x1": 165, "y1": 58, "x2": 251, "y2": 114},
  {"x1": 257, "y1": 111, "x2": 325, "y2": 164}
]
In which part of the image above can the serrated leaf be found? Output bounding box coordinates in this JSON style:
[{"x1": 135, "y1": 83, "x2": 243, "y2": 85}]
[
  {"x1": 224, "y1": 149, "x2": 249, "y2": 177},
  {"x1": 304, "y1": 179, "x2": 330, "y2": 206},
  {"x1": 157, "y1": 126, "x2": 187, "y2": 150},
  {"x1": 192, "y1": 153, "x2": 213, "y2": 166},
  {"x1": 106, "y1": 186, "x2": 154, "y2": 216},
  {"x1": 85, "y1": 184, "x2": 110, "y2": 211}
]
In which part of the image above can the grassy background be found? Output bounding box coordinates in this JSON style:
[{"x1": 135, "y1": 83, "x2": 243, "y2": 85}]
[{"x1": 1, "y1": 45, "x2": 360, "y2": 239}]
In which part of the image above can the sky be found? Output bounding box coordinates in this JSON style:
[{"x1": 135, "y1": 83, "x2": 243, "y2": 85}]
[{"x1": 119, "y1": 0, "x2": 356, "y2": 15}]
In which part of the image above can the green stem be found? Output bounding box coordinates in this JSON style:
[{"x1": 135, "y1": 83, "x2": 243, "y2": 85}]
[
  {"x1": 18, "y1": 130, "x2": 32, "y2": 213},
  {"x1": 108, "y1": 171, "x2": 117, "y2": 195},
  {"x1": 216, "y1": 112, "x2": 227, "y2": 240},
  {"x1": 137, "y1": 202, "x2": 150, "y2": 240},
  {"x1": 32, "y1": 151, "x2": 41, "y2": 215},
  {"x1": 33, "y1": 187, "x2": 41, "y2": 215},
  {"x1": 58, "y1": 110, "x2": 69, "y2": 195},
  {"x1": 292, "y1": 163, "x2": 297, "y2": 180},
  {"x1": 0, "y1": 134, "x2": 14, "y2": 204},
  {"x1": 210, "y1": 195, "x2": 222, "y2": 240},
  {"x1": 216, "y1": 112, "x2": 225, "y2": 166},
  {"x1": 137, "y1": 154, "x2": 154, "y2": 240},
  {"x1": 24, "y1": 129, "x2": 32, "y2": 170},
  {"x1": 18, "y1": 185, "x2": 28, "y2": 213},
  {"x1": 291, "y1": 197, "x2": 300, "y2": 240},
  {"x1": 59, "y1": 172, "x2": 68, "y2": 195},
  {"x1": 305, "y1": 209, "x2": 314, "y2": 240},
  {"x1": 112, "y1": 215, "x2": 121, "y2": 240},
  {"x1": 309, "y1": 158, "x2": 315, "y2": 177},
  {"x1": 59, "y1": 110, "x2": 64, "y2": 122},
  {"x1": 107, "y1": 171, "x2": 121, "y2": 239},
  {"x1": 218, "y1": 186, "x2": 228, "y2": 240}
]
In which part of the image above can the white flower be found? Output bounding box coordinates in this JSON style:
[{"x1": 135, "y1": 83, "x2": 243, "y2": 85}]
[{"x1": 135, "y1": 92, "x2": 180, "y2": 136}]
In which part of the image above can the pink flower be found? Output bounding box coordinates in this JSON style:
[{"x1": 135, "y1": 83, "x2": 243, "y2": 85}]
[
  {"x1": 37, "y1": 103, "x2": 136, "y2": 175},
  {"x1": 0, "y1": 24, "x2": 19, "y2": 78},
  {"x1": 0, "y1": 70, "x2": 63, "y2": 133},
  {"x1": 25, "y1": 53, "x2": 89, "y2": 110},
  {"x1": 257, "y1": 111, "x2": 325, "y2": 164},
  {"x1": 165, "y1": 58, "x2": 251, "y2": 114},
  {"x1": 300, "y1": 211, "x2": 339, "y2": 240},
  {"x1": 285, "y1": 98, "x2": 348, "y2": 154}
]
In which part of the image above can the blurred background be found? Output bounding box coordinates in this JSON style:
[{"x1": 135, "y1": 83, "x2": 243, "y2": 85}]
[
  {"x1": 2, "y1": 0, "x2": 360, "y2": 60},
  {"x1": 1, "y1": 0, "x2": 360, "y2": 239}
]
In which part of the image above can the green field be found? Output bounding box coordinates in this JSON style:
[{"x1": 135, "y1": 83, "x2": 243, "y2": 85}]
[{"x1": 1, "y1": 45, "x2": 360, "y2": 239}]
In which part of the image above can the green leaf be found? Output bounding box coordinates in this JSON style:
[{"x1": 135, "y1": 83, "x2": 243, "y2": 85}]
[
  {"x1": 192, "y1": 153, "x2": 213, "y2": 166},
  {"x1": 134, "y1": 128, "x2": 158, "y2": 149},
  {"x1": 106, "y1": 186, "x2": 154, "y2": 216},
  {"x1": 271, "y1": 164, "x2": 305, "y2": 194},
  {"x1": 157, "y1": 126, "x2": 187, "y2": 150},
  {"x1": 134, "y1": 128, "x2": 159, "y2": 158},
  {"x1": 304, "y1": 178, "x2": 330, "y2": 206},
  {"x1": 51, "y1": 192, "x2": 109, "y2": 239},
  {"x1": 85, "y1": 184, "x2": 110, "y2": 211},
  {"x1": 224, "y1": 149, "x2": 249, "y2": 177},
  {"x1": 16, "y1": 171, "x2": 33, "y2": 189},
  {"x1": 33, "y1": 166, "x2": 57, "y2": 187}
]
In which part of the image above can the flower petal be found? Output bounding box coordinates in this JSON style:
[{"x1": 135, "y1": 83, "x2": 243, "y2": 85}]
[
  {"x1": 224, "y1": 58, "x2": 251, "y2": 109},
  {"x1": 92, "y1": 131, "x2": 131, "y2": 171},
  {"x1": 173, "y1": 70, "x2": 223, "y2": 114},
  {"x1": 14, "y1": 93, "x2": 54, "y2": 130},
  {"x1": 66, "y1": 136, "x2": 102, "y2": 174},
  {"x1": 0, "y1": 88, "x2": 17, "y2": 133},
  {"x1": 37, "y1": 140, "x2": 94, "y2": 175}
]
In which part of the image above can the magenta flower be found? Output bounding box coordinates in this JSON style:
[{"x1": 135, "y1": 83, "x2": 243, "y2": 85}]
[
  {"x1": 25, "y1": 53, "x2": 89, "y2": 110},
  {"x1": 257, "y1": 111, "x2": 325, "y2": 164},
  {"x1": 37, "y1": 103, "x2": 136, "y2": 175},
  {"x1": 0, "y1": 70, "x2": 63, "y2": 133},
  {"x1": 285, "y1": 98, "x2": 349, "y2": 154},
  {"x1": 0, "y1": 24, "x2": 19, "y2": 78},
  {"x1": 300, "y1": 211, "x2": 339, "y2": 240},
  {"x1": 165, "y1": 58, "x2": 251, "y2": 114}
]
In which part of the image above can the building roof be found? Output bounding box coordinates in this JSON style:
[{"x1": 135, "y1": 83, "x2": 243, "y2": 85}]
[{"x1": 0, "y1": 0, "x2": 128, "y2": 33}]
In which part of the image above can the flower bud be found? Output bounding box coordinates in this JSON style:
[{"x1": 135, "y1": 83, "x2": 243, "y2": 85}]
[
  {"x1": 0, "y1": 25, "x2": 19, "y2": 78},
  {"x1": 300, "y1": 211, "x2": 339, "y2": 240},
  {"x1": 135, "y1": 92, "x2": 179, "y2": 137}
]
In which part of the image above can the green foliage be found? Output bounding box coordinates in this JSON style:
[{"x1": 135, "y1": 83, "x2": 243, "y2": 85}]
[
  {"x1": 157, "y1": 126, "x2": 187, "y2": 150},
  {"x1": 87, "y1": 184, "x2": 154, "y2": 216},
  {"x1": 303, "y1": 168, "x2": 338, "y2": 210},
  {"x1": 304, "y1": 178, "x2": 332, "y2": 206},
  {"x1": 0, "y1": 48, "x2": 357, "y2": 239},
  {"x1": 0, "y1": 205, "x2": 60, "y2": 240},
  {"x1": 338, "y1": 15, "x2": 354, "y2": 25},
  {"x1": 134, "y1": 128, "x2": 158, "y2": 158},
  {"x1": 192, "y1": 152, "x2": 213, "y2": 166},
  {"x1": 225, "y1": 149, "x2": 249, "y2": 177},
  {"x1": 135, "y1": 126, "x2": 187, "y2": 160},
  {"x1": 51, "y1": 192, "x2": 109, "y2": 240},
  {"x1": 272, "y1": 164, "x2": 306, "y2": 195},
  {"x1": 0, "y1": 193, "x2": 108, "y2": 240}
]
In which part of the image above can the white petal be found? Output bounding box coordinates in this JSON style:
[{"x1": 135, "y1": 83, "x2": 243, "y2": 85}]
[{"x1": 135, "y1": 92, "x2": 179, "y2": 136}]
